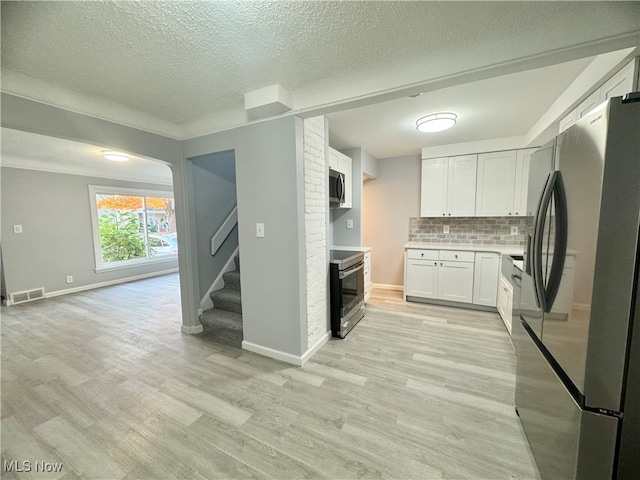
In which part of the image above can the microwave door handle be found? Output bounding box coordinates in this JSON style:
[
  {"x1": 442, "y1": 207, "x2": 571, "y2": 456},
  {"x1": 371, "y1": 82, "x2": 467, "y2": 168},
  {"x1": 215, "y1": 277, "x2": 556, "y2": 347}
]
[
  {"x1": 532, "y1": 172, "x2": 555, "y2": 312},
  {"x1": 544, "y1": 172, "x2": 568, "y2": 310},
  {"x1": 337, "y1": 174, "x2": 344, "y2": 202}
]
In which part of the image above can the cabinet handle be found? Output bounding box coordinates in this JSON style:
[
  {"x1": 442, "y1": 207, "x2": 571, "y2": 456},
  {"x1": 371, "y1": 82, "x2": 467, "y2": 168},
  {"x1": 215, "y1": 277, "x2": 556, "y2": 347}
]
[
  {"x1": 440, "y1": 262, "x2": 443, "y2": 266},
  {"x1": 434, "y1": 262, "x2": 437, "y2": 266},
  {"x1": 515, "y1": 212, "x2": 519, "y2": 215},
  {"x1": 454, "y1": 254, "x2": 458, "y2": 259},
  {"x1": 448, "y1": 213, "x2": 451, "y2": 216},
  {"x1": 442, "y1": 213, "x2": 445, "y2": 216},
  {"x1": 508, "y1": 212, "x2": 512, "y2": 215}
]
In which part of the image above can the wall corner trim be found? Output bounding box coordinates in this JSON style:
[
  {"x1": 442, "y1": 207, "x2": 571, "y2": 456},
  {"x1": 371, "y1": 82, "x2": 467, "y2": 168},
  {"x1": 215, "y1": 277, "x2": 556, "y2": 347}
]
[
  {"x1": 242, "y1": 330, "x2": 331, "y2": 366},
  {"x1": 181, "y1": 324, "x2": 204, "y2": 335},
  {"x1": 301, "y1": 331, "x2": 331, "y2": 365}
]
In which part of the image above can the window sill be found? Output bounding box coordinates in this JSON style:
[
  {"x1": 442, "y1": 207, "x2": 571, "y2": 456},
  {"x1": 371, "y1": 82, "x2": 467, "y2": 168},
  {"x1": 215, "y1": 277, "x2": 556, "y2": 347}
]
[{"x1": 95, "y1": 256, "x2": 178, "y2": 273}]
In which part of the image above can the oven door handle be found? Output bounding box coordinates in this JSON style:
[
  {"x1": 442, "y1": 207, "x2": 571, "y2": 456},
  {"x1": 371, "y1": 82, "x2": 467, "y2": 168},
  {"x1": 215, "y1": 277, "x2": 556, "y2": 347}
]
[{"x1": 339, "y1": 262, "x2": 363, "y2": 279}]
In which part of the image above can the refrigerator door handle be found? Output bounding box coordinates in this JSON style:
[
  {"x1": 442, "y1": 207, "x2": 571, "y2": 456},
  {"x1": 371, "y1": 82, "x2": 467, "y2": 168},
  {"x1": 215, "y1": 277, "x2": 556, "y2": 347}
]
[
  {"x1": 544, "y1": 171, "x2": 568, "y2": 311},
  {"x1": 532, "y1": 171, "x2": 568, "y2": 313},
  {"x1": 532, "y1": 173, "x2": 553, "y2": 311}
]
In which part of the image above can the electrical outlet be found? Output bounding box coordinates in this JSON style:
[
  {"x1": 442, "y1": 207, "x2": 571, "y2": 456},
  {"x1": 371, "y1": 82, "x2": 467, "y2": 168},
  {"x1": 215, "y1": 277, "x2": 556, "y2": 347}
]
[
  {"x1": 256, "y1": 223, "x2": 265, "y2": 238},
  {"x1": 346, "y1": 219, "x2": 354, "y2": 229},
  {"x1": 13, "y1": 225, "x2": 23, "y2": 234},
  {"x1": 510, "y1": 226, "x2": 519, "y2": 235},
  {"x1": 66, "y1": 276, "x2": 73, "y2": 284},
  {"x1": 443, "y1": 225, "x2": 450, "y2": 234}
]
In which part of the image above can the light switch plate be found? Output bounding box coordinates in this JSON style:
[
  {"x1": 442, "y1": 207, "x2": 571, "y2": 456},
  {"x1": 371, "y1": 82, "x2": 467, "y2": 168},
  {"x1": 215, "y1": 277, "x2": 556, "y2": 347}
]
[
  {"x1": 510, "y1": 226, "x2": 519, "y2": 235},
  {"x1": 443, "y1": 225, "x2": 450, "y2": 234},
  {"x1": 13, "y1": 225, "x2": 23, "y2": 234},
  {"x1": 346, "y1": 219, "x2": 354, "y2": 229},
  {"x1": 256, "y1": 223, "x2": 265, "y2": 238}
]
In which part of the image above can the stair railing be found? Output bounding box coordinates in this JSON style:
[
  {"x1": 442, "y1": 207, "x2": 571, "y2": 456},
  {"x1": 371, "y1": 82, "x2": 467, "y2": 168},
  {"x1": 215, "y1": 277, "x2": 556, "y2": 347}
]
[{"x1": 211, "y1": 206, "x2": 238, "y2": 256}]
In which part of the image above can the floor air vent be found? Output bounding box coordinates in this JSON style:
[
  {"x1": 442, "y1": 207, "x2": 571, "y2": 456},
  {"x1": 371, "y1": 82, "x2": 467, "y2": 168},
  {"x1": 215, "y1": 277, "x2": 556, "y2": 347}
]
[{"x1": 9, "y1": 287, "x2": 46, "y2": 305}]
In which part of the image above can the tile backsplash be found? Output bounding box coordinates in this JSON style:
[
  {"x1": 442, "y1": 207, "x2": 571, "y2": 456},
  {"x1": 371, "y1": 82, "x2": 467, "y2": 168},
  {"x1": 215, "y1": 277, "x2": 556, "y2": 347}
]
[{"x1": 408, "y1": 217, "x2": 526, "y2": 246}]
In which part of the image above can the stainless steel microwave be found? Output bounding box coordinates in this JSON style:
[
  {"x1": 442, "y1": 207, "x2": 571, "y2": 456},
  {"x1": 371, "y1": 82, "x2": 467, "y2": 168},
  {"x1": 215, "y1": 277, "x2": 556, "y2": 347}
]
[{"x1": 329, "y1": 169, "x2": 345, "y2": 207}]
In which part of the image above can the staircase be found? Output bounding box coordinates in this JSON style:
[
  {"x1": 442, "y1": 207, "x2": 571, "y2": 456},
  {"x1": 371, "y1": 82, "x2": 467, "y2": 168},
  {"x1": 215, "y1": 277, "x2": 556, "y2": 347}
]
[{"x1": 199, "y1": 254, "x2": 243, "y2": 347}]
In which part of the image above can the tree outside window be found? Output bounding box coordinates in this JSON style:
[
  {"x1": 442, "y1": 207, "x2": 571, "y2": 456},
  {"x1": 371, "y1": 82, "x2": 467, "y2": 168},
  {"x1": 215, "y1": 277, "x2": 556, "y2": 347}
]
[{"x1": 92, "y1": 189, "x2": 177, "y2": 266}]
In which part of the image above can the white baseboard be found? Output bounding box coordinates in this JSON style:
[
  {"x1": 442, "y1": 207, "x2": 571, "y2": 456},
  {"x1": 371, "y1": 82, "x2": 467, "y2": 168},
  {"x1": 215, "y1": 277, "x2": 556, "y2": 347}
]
[
  {"x1": 181, "y1": 324, "x2": 204, "y2": 334},
  {"x1": 301, "y1": 331, "x2": 331, "y2": 365},
  {"x1": 242, "y1": 340, "x2": 304, "y2": 366},
  {"x1": 44, "y1": 268, "x2": 179, "y2": 300},
  {"x1": 372, "y1": 283, "x2": 404, "y2": 291},
  {"x1": 200, "y1": 246, "x2": 239, "y2": 311},
  {"x1": 242, "y1": 330, "x2": 331, "y2": 366}
]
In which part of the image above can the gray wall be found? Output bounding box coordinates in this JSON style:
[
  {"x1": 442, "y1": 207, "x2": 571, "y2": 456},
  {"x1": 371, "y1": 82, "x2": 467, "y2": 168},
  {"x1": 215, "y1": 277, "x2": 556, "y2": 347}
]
[
  {"x1": 363, "y1": 154, "x2": 421, "y2": 287},
  {"x1": 191, "y1": 150, "x2": 238, "y2": 300},
  {"x1": 0, "y1": 93, "x2": 203, "y2": 331},
  {"x1": 0, "y1": 167, "x2": 178, "y2": 296},
  {"x1": 183, "y1": 116, "x2": 308, "y2": 357}
]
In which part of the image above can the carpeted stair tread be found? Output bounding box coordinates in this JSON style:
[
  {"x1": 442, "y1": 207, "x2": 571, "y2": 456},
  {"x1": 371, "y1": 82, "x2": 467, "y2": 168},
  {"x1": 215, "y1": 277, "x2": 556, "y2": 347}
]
[
  {"x1": 199, "y1": 308, "x2": 243, "y2": 347},
  {"x1": 222, "y1": 270, "x2": 241, "y2": 291},
  {"x1": 210, "y1": 287, "x2": 242, "y2": 314}
]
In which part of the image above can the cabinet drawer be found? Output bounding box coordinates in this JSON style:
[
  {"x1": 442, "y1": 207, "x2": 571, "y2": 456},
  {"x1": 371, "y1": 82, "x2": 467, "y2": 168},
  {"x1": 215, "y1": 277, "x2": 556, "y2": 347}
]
[
  {"x1": 407, "y1": 249, "x2": 439, "y2": 260},
  {"x1": 439, "y1": 250, "x2": 474, "y2": 262}
]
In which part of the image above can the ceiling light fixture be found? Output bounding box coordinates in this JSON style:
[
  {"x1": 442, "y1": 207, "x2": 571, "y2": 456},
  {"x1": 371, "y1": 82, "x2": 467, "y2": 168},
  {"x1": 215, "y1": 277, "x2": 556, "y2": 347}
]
[
  {"x1": 102, "y1": 151, "x2": 130, "y2": 162},
  {"x1": 416, "y1": 112, "x2": 457, "y2": 133}
]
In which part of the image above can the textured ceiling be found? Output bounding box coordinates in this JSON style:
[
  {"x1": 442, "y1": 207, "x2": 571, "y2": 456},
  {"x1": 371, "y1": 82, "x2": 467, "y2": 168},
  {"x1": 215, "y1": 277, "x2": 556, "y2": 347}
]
[{"x1": 1, "y1": 1, "x2": 639, "y2": 158}]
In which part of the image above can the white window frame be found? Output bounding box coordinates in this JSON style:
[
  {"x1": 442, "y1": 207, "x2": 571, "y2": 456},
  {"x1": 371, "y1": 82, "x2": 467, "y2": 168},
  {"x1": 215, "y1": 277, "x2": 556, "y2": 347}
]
[{"x1": 89, "y1": 185, "x2": 177, "y2": 272}]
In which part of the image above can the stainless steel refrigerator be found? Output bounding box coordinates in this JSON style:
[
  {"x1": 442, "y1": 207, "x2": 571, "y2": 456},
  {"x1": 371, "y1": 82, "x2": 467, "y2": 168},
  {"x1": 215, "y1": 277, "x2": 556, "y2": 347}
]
[{"x1": 514, "y1": 94, "x2": 640, "y2": 480}]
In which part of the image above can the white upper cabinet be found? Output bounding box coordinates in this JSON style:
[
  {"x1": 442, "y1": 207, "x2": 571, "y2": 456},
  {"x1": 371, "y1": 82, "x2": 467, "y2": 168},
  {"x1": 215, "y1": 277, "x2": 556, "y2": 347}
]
[
  {"x1": 475, "y1": 149, "x2": 534, "y2": 217},
  {"x1": 447, "y1": 155, "x2": 477, "y2": 217},
  {"x1": 601, "y1": 59, "x2": 637, "y2": 100},
  {"x1": 475, "y1": 150, "x2": 517, "y2": 217},
  {"x1": 329, "y1": 147, "x2": 353, "y2": 209},
  {"x1": 420, "y1": 157, "x2": 448, "y2": 217},
  {"x1": 421, "y1": 155, "x2": 476, "y2": 217},
  {"x1": 328, "y1": 148, "x2": 339, "y2": 170},
  {"x1": 514, "y1": 148, "x2": 537, "y2": 216},
  {"x1": 559, "y1": 58, "x2": 638, "y2": 133}
]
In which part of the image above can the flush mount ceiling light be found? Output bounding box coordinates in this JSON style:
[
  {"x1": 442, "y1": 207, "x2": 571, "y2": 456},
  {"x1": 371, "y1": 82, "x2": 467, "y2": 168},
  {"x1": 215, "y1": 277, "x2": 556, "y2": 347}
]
[
  {"x1": 416, "y1": 112, "x2": 457, "y2": 133},
  {"x1": 102, "y1": 151, "x2": 130, "y2": 162}
]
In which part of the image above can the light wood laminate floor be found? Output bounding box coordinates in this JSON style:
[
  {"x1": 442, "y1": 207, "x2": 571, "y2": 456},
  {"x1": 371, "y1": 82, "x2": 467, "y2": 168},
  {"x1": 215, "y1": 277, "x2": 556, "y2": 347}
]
[{"x1": 1, "y1": 275, "x2": 540, "y2": 479}]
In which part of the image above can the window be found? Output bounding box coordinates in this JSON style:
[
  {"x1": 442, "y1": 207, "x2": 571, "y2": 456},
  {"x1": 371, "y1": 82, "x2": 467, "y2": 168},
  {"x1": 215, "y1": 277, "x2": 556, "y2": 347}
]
[{"x1": 89, "y1": 186, "x2": 177, "y2": 271}]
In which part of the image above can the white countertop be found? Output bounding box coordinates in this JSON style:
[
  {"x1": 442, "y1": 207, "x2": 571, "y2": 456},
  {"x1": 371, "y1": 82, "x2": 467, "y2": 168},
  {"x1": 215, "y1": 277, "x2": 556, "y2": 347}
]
[
  {"x1": 404, "y1": 242, "x2": 524, "y2": 256},
  {"x1": 332, "y1": 245, "x2": 372, "y2": 253}
]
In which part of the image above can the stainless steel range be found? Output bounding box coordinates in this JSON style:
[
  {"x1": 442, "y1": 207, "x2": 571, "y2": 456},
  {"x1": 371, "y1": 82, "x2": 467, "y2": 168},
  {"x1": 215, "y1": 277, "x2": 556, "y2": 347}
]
[{"x1": 330, "y1": 250, "x2": 365, "y2": 338}]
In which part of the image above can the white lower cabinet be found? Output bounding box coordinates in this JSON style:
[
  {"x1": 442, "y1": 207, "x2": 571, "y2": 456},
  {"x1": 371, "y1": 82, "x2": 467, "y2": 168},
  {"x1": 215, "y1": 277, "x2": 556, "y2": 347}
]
[
  {"x1": 405, "y1": 249, "x2": 439, "y2": 298},
  {"x1": 497, "y1": 274, "x2": 513, "y2": 334},
  {"x1": 438, "y1": 261, "x2": 474, "y2": 303},
  {"x1": 406, "y1": 248, "x2": 513, "y2": 313},
  {"x1": 405, "y1": 249, "x2": 474, "y2": 303},
  {"x1": 473, "y1": 252, "x2": 500, "y2": 307}
]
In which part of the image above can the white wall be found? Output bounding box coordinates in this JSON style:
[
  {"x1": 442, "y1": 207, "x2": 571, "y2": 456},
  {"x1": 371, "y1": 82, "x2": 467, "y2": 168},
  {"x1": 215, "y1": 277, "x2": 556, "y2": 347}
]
[
  {"x1": 303, "y1": 116, "x2": 329, "y2": 351},
  {"x1": 363, "y1": 154, "x2": 421, "y2": 287}
]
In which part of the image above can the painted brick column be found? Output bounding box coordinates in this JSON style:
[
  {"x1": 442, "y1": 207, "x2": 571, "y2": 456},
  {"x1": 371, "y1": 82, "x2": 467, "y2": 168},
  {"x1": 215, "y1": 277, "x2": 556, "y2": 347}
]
[{"x1": 302, "y1": 116, "x2": 328, "y2": 350}]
